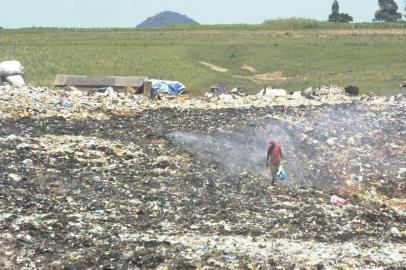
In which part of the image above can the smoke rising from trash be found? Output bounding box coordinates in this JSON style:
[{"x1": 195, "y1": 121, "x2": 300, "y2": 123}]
[
  {"x1": 169, "y1": 127, "x2": 309, "y2": 187},
  {"x1": 170, "y1": 102, "x2": 405, "y2": 191}
]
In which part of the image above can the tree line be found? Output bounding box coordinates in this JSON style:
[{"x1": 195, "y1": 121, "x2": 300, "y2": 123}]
[{"x1": 329, "y1": 0, "x2": 404, "y2": 23}]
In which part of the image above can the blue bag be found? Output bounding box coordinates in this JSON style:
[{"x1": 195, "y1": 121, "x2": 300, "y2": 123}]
[{"x1": 277, "y1": 167, "x2": 287, "y2": 181}]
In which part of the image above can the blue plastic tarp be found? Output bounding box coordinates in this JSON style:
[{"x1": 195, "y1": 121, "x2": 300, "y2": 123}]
[{"x1": 151, "y1": 80, "x2": 185, "y2": 97}]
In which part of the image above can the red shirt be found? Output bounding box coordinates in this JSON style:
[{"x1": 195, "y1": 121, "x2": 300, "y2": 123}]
[{"x1": 268, "y1": 145, "x2": 282, "y2": 165}]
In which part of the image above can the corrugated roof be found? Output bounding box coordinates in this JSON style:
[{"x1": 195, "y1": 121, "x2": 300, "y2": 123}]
[
  {"x1": 54, "y1": 75, "x2": 147, "y2": 87},
  {"x1": 114, "y1": 76, "x2": 146, "y2": 87}
]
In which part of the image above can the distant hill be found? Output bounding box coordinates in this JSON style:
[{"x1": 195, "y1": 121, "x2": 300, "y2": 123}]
[{"x1": 137, "y1": 11, "x2": 199, "y2": 29}]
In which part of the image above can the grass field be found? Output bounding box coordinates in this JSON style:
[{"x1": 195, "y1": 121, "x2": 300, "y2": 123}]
[{"x1": 1, "y1": 21, "x2": 406, "y2": 95}]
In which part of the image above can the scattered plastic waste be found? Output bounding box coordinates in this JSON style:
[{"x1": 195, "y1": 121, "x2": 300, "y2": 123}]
[
  {"x1": 94, "y1": 209, "x2": 104, "y2": 215},
  {"x1": 390, "y1": 227, "x2": 401, "y2": 237},
  {"x1": 397, "y1": 168, "x2": 406, "y2": 179},
  {"x1": 219, "y1": 93, "x2": 234, "y2": 101},
  {"x1": 209, "y1": 84, "x2": 228, "y2": 94},
  {"x1": 330, "y1": 195, "x2": 347, "y2": 207}
]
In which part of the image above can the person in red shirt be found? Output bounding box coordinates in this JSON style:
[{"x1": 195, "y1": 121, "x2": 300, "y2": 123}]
[{"x1": 267, "y1": 140, "x2": 283, "y2": 186}]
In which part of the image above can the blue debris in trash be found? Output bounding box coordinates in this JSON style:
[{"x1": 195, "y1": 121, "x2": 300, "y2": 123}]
[
  {"x1": 63, "y1": 103, "x2": 74, "y2": 109},
  {"x1": 209, "y1": 84, "x2": 228, "y2": 94},
  {"x1": 94, "y1": 209, "x2": 104, "y2": 215},
  {"x1": 278, "y1": 167, "x2": 287, "y2": 181},
  {"x1": 316, "y1": 243, "x2": 326, "y2": 255},
  {"x1": 200, "y1": 244, "x2": 209, "y2": 253},
  {"x1": 351, "y1": 175, "x2": 359, "y2": 183},
  {"x1": 151, "y1": 80, "x2": 185, "y2": 97},
  {"x1": 223, "y1": 255, "x2": 236, "y2": 262}
]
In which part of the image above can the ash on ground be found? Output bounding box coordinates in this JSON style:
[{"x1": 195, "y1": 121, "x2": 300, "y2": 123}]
[{"x1": 0, "y1": 86, "x2": 405, "y2": 269}]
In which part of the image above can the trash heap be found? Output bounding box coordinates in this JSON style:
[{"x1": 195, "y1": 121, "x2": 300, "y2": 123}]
[
  {"x1": 0, "y1": 85, "x2": 405, "y2": 269},
  {"x1": 0, "y1": 61, "x2": 25, "y2": 89},
  {"x1": 2, "y1": 84, "x2": 402, "y2": 122},
  {"x1": 0, "y1": 86, "x2": 142, "y2": 121},
  {"x1": 168, "y1": 86, "x2": 365, "y2": 109}
]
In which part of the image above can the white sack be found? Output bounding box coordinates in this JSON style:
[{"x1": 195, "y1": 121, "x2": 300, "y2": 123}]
[
  {"x1": 103, "y1": 87, "x2": 118, "y2": 98},
  {"x1": 6, "y1": 75, "x2": 26, "y2": 87},
  {"x1": 0, "y1": 60, "x2": 24, "y2": 75}
]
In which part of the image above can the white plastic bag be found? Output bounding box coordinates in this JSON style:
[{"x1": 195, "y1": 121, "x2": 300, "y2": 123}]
[
  {"x1": 103, "y1": 87, "x2": 118, "y2": 98},
  {"x1": 257, "y1": 88, "x2": 287, "y2": 97},
  {"x1": 0, "y1": 60, "x2": 24, "y2": 75},
  {"x1": 6, "y1": 75, "x2": 26, "y2": 87}
]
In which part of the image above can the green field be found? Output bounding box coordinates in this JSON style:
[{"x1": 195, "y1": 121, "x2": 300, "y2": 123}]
[{"x1": 1, "y1": 21, "x2": 406, "y2": 95}]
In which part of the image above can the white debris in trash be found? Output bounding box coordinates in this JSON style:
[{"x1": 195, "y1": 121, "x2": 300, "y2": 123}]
[
  {"x1": 257, "y1": 87, "x2": 287, "y2": 97},
  {"x1": 6, "y1": 75, "x2": 26, "y2": 87}
]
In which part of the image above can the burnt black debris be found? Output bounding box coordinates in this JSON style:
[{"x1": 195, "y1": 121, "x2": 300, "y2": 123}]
[{"x1": 0, "y1": 86, "x2": 405, "y2": 269}]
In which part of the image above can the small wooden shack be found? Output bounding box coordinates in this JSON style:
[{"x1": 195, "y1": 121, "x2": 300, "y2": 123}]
[{"x1": 54, "y1": 74, "x2": 152, "y2": 96}]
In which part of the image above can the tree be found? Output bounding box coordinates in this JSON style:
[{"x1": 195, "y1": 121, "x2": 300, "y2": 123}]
[
  {"x1": 329, "y1": 0, "x2": 353, "y2": 23},
  {"x1": 332, "y1": 0, "x2": 339, "y2": 15},
  {"x1": 329, "y1": 0, "x2": 339, "y2": 21},
  {"x1": 374, "y1": 0, "x2": 402, "y2": 22},
  {"x1": 338, "y1": 13, "x2": 354, "y2": 23},
  {"x1": 404, "y1": 0, "x2": 406, "y2": 19}
]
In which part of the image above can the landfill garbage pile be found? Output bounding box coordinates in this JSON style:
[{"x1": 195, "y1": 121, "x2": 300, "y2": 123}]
[
  {"x1": 0, "y1": 86, "x2": 405, "y2": 269},
  {"x1": 0, "y1": 87, "x2": 144, "y2": 121},
  {"x1": 0, "y1": 85, "x2": 360, "y2": 122}
]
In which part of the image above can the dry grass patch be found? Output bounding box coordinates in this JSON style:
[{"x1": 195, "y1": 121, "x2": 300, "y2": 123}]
[
  {"x1": 241, "y1": 64, "x2": 257, "y2": 73},
  {"x1": 235, "y1": 71, "x2": 290, "y2": 83},
  {"x1": 198, "y1": 61, "x2": 228, "y2": 73}
]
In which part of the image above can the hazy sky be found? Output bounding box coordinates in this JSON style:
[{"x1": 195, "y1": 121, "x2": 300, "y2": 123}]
[{"x1": 1, "y1": 0, "x2": 404, "y2": 28}]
